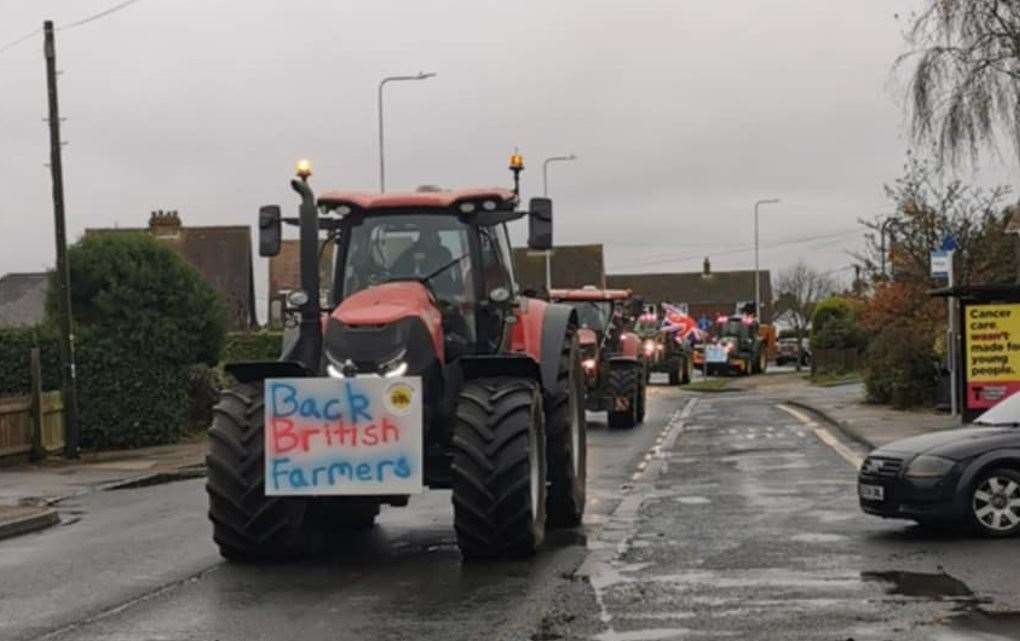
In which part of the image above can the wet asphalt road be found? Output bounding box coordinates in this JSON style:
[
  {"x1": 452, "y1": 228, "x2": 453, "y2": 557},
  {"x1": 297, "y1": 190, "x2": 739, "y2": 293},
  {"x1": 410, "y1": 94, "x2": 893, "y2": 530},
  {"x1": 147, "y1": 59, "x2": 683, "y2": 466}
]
[
  {"x1": 0, "y1": 381, "x2": 671, "y2": 641},
  {"x1": 2, "y1": 379, "x2": 1019, "y2": 641}
]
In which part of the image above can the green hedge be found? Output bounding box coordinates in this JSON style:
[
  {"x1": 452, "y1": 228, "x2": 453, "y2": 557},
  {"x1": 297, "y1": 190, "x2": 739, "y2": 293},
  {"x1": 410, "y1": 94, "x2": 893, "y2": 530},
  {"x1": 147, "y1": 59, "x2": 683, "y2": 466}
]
[
  {"x1": 0, "y1": 327, "x2": 62, "y2": 395},
  {"x1": 222, "y1": 331, "x2": 282, "y2": 363},
  {"x1": 864, "y1": 325, "x2": 938, "y2": 409},
  {"x1": 811, "y1": 296, "x2": 868, "y2": 351}
]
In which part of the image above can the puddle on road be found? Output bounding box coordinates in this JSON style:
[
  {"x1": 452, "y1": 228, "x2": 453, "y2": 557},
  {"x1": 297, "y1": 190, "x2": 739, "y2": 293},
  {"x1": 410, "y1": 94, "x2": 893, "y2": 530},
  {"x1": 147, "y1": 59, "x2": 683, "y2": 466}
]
[
  {"x1": 861, "y1": 570, "x2": 974, "y2": 599},
  {"x1": 937, "y1": 609, "x2": 1020, "y2": 641},
  {"x1": 790, "y1": 532, "x2": 848, "y2": 544},
  {"x1": 593, "y1": 627, "x2": 692, "y2": 641}
]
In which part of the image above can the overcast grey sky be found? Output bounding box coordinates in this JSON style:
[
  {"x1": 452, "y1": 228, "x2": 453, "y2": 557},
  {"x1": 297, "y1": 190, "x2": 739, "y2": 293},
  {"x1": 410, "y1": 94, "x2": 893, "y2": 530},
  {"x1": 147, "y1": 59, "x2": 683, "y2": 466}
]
[{"x1": 2, "y1": 0, "x2": 1017, "y2": 308}]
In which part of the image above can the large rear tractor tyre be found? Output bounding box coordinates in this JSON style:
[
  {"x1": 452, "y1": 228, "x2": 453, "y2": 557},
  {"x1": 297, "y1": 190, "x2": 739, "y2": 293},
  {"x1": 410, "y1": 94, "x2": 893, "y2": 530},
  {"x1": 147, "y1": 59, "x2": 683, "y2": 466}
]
[
  {"x1": 546, "y1": 331, "x2": 588, "y2": 528},
  {"x1": 451, "y1": 378, "x2": 547, "y2": 559},
  {"x1": 607, "y1": 366, "x2": 639, "y2": 430},
  {"x1": 206, "y1": 382, "x2": 319, "y2": 561}
]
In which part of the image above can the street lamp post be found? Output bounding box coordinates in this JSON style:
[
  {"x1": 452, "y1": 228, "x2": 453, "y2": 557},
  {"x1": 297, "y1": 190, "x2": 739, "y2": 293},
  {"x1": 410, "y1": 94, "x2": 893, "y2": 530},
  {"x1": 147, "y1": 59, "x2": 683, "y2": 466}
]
[
  {"x1": 754, "y1": 198, "x2": 780, "y2": 318},
  {"x1": 378, "y1": 71, "x2": 436, "y2": 192},
  {"x1": 541, "y1": 154, "x2": 577, "y2": 291}
]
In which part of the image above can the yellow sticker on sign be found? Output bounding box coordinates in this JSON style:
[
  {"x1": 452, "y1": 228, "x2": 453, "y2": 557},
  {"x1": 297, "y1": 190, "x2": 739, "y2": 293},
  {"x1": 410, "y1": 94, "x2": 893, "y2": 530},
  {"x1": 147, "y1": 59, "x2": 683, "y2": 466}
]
[{"x1": 385, "y1": 382, "x2": 415, "y2": 416}]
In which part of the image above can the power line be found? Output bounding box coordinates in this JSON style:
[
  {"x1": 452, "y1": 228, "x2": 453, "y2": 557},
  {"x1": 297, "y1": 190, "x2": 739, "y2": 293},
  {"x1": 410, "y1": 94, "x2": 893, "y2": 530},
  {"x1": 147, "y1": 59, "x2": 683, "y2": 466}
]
[
  {"x1": 0, "y1": 0, "x2": 146, "y2": 56},
  {"x1": 59, "y1": 0, "x2": 146, "y2": 30},
  {"x1": 613, "y1": 228, "x2": 862, "y2": 271},
  {"x1": 0, "y1": 28, "x2": 41, "y2": 55}
]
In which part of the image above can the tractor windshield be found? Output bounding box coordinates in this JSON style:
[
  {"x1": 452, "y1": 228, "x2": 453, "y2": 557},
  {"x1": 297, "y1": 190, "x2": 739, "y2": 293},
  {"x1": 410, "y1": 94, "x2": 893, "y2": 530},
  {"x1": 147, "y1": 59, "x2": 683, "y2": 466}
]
[
  {"x1": 569, "y1": 301, "x2": 612, "y2": 331},
  {"x1": 721, "y1": 318, "x2": 753, "y2": 340},
  {"x1": 339, "y1": 213, "x2": 477, "y2": 345}
]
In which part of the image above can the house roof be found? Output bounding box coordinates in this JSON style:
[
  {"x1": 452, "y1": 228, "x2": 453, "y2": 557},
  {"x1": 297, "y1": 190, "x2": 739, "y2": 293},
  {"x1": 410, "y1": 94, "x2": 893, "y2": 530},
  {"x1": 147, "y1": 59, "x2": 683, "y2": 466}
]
[
  {"x1": 606, "y1": 270, "x2": 770, "y2": 305},
  {"x1": 513, "y1": 244, "x2": 605, "y2": 293},
  {"x1": 86, "y1": 216, "x2": 256, "y2": 330},
  {"x1": 0, "y1": 272, "x2": 49, "y2": 328},
  {"x1": 317, "y1": 188, "x2": 516, "y2": 211},
  {"x1": 550, "y1": 288, "x2": 631, "y2": 301}
]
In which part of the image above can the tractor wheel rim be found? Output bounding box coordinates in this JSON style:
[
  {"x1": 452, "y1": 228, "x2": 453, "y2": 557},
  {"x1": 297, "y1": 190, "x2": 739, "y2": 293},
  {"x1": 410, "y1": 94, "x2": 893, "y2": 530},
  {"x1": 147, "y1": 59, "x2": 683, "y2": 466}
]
[
  {"x1": 973, "y1": 476, "x2": 1020, "y2": 531},
  {"x1": 530, "y1": 399, "x2": 541, "y2": 522},
  {"x1": 569, "y1": 359, "x2": 581, "y2": 476}
]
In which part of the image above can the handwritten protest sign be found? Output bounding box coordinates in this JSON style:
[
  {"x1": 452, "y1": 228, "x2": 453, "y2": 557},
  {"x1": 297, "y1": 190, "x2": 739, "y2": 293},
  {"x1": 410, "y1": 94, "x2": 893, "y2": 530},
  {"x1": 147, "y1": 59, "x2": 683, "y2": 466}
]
[
  {"x1": 705, "y1": 344, "x2": 728, "y2": 363},
  {"x1": 264, "y1": 377, "x2": 423, "y2": 496}
]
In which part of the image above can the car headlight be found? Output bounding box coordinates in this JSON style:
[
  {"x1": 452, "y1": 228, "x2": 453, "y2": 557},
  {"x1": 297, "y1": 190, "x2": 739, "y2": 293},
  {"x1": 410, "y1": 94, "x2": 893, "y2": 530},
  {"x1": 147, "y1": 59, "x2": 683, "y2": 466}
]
[{"x1": 904, "y1": 455, "x2": 955, "y2": 479}]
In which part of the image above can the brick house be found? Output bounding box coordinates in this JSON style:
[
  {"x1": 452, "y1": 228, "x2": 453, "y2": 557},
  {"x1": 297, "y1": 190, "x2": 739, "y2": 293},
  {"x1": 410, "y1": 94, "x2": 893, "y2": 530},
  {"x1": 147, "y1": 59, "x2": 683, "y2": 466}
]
[
  {"x1": 607, "y1": 262, "x2": 774, "y2": 323},
  {"x1": 512, "y1": 244, "x2": 605, "y2": 293}
]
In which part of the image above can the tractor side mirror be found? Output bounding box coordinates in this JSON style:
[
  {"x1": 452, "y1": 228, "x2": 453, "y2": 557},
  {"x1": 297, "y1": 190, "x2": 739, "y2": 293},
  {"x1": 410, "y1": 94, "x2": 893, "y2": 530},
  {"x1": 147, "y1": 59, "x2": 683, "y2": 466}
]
[
  {"x1": 527, "y1": 197, "x2": 552, "y2": 251},
  {"x1": 259, "y1": 205, "x2": 282, "y2": 257}
]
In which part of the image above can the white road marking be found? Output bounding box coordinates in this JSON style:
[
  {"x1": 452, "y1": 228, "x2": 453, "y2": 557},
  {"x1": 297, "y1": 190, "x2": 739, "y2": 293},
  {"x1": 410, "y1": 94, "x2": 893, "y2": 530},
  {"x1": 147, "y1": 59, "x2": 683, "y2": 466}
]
[{"x1": 776, "y1": 404, "x2": 863, "y2": 469}]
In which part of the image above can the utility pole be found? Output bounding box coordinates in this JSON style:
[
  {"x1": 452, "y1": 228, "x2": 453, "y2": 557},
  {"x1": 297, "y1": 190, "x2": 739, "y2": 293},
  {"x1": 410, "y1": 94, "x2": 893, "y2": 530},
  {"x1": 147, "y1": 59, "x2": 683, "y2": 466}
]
[{"x1": 44, "y1": 20, "x2": 80, "y2": 459}]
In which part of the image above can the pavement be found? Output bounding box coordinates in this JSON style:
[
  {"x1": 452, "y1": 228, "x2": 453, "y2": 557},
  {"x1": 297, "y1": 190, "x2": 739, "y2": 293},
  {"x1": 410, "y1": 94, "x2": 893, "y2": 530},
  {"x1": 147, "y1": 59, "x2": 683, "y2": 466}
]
[
  {"x1": 0, "y1": 438, "x2": 206, "y2": 540},
  {"x1": 728, "y1": 369, "x2": 962, "y2": 449}
]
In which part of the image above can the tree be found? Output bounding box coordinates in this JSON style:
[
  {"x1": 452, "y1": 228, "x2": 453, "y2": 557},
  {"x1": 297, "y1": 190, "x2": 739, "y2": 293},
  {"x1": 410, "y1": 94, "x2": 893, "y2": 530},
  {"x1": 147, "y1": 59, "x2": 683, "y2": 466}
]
[
  {"x1": 45, "y1": 233, "x2": 227, "y2": 448},
  {"x1": 900, "y1": 1, "x2": 1020, "y2": 167},
  {"x1": 775, "y1": 262, "x2": 837, "y2": 371},
  {"x1": 856, "y1": 153, "x2": 1015, "y2": 287}
]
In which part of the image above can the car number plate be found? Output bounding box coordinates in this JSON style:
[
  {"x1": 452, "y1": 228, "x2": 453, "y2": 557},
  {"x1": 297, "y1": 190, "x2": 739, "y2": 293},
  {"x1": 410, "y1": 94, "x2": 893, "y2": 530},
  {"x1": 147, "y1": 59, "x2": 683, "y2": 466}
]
[{"x1": 858, "y1": 483, "x2": 884, "y2": 501}]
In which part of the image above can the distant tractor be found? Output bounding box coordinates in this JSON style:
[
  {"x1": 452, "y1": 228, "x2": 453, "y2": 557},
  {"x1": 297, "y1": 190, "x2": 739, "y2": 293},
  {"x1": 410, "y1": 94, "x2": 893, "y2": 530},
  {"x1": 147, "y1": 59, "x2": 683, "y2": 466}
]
[
  {"x1": 206, "y1": 158, "x2": 586, "y2": 561},
  {"x1": 636, "y1": 311, "x2": 692, "y2": 386},
  {"x1": 548, "y1": 287, "x2": 647, "y2": 429},
  {"x1": 703, "y1": 314, "x2": 777, "y2": 376}
]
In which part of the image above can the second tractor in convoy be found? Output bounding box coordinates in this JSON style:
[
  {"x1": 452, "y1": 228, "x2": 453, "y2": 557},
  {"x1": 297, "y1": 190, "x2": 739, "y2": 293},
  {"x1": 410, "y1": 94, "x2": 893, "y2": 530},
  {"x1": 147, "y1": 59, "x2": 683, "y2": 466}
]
[{"x1": 548, "y1": 287, "x2": 647, "y2": 430}]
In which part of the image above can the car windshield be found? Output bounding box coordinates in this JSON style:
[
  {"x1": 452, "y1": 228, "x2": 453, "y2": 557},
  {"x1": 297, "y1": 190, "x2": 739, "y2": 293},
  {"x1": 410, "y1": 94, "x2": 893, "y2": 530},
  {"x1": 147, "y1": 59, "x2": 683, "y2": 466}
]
[
  {"x1": 721, "y1": 319, "x2": 752, "y2": 339},
  {"x1": 568, "y1": 301, "x2": 612, "y2": 330},
  {"x1": 973, "y1": 391, "x2": 1020, "y2": 426}
]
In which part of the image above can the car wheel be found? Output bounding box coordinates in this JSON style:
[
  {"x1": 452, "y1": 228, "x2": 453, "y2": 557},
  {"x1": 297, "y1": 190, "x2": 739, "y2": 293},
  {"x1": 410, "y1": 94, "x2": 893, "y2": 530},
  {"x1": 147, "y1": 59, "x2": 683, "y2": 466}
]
[{"x1": 970, "y1": 468, "x2": 1020, "y2": 537}]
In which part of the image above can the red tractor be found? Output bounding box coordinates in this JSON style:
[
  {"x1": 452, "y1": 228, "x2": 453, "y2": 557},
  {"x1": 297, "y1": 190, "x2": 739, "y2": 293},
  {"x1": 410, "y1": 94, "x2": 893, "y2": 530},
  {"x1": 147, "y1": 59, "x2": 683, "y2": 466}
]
[
  {"x1": 207, "y1": 161, "x2": 586, "y2": 560},
  {"x1": 548, "y1": 287, "x2": 646, "y2": 430}
]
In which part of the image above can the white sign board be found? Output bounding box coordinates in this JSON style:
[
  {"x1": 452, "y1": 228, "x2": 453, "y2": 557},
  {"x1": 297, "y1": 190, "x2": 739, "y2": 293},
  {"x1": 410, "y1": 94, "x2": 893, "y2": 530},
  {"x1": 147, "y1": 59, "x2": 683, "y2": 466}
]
[
  {"x1": 264, "y1": 377, "x2": 424, "y2": 496},
  {"x1": 705, "y1": 344, "x2": 729, "y2": 363},
  {"x1": 930, "y1": 249, "x2": 953, "y2": 279}
]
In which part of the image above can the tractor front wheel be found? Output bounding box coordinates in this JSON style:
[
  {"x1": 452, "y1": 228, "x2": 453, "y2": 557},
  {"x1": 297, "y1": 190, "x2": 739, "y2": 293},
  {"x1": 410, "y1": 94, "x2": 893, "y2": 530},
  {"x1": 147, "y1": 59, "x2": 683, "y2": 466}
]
[
  {"x1": 206, "y1": 382, "x2": 320, "y2": 561},
  {"x1": 451, "y1": 378, "x2": 547, "y2": 559}
]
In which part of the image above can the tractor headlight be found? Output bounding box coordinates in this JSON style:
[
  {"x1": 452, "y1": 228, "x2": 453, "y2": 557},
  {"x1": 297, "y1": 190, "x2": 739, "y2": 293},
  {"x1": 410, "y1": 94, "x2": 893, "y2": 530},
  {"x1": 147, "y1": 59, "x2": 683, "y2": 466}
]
[
  {"x1": 582, "y1": 358, "x2": 597, "y2": 371},
  {"x1": 905, "y1": 455, "x2": 955, "y2": 479},
  {"x1": 327, "y1": 363, "x2": 346, "y2": 379},
  {"x1": 643, "y1": 340, "x2": 655, "y2": 356},
  {"x1": 378, "y1": 350, "x2": 409, "y2": 378}
]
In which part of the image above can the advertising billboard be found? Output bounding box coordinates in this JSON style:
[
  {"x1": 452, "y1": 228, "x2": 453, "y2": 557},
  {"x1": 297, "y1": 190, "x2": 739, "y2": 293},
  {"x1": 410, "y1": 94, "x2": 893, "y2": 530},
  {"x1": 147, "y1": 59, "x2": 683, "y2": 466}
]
[{"x1": 964, "y1": 302, "x2": 1020, "y2": 411}]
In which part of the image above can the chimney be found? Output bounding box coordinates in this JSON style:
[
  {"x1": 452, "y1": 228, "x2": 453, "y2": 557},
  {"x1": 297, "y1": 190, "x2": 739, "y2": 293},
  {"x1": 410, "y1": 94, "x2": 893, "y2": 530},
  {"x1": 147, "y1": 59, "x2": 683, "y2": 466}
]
[
  {"x1": 702, "y1": 256, "x2": 711, "y2": 277},
  {"x1": 149, "y1": 209, "x2": 182, "y2": 237}
]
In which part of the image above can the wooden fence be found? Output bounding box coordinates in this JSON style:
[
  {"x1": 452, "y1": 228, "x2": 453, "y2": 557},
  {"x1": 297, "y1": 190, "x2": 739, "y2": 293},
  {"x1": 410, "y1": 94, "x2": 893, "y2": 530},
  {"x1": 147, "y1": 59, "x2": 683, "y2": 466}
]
[
  {"x1": 0, "y1": 392, "x2": 65, "y2": 459},
  {"x1": 0, "y1": 348, "x2": 65, "y2": 462}
]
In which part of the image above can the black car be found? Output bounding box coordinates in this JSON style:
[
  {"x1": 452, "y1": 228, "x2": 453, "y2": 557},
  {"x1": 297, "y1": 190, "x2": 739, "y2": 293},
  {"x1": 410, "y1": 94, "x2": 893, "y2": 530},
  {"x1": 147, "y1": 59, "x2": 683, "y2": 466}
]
[{"x1": 858, "y1": 392, "x2": 1020, "y2": 537}]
